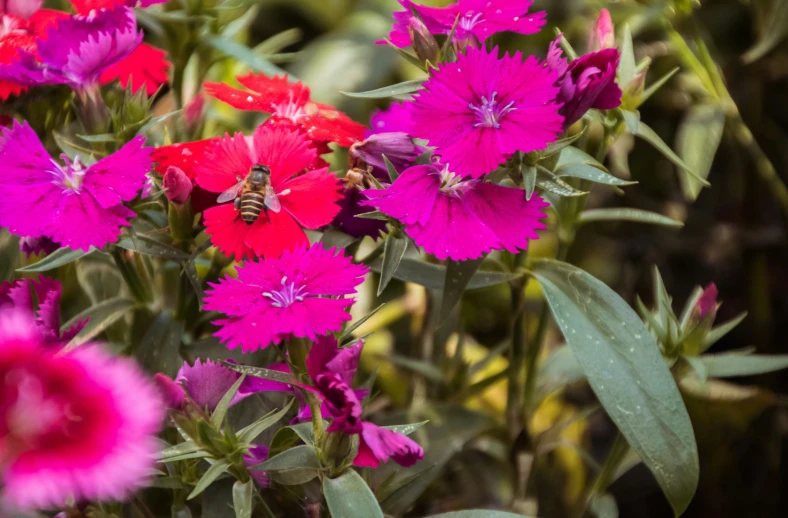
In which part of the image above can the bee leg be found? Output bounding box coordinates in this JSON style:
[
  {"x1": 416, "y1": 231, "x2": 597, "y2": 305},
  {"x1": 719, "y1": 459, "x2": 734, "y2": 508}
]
[{"x1": 233, "y1": 198, "x2": 242, "y2": 221}]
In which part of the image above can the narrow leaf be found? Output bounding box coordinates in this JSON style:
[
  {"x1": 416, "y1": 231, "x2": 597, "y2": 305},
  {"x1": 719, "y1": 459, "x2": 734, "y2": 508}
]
[
  {"x1": 531, "y1": 259, "x2": 699, "y2": 516},
  {"x1": 158, "y1": 441, "x2": 201, "y2": 459},
  {"x1": 255, "y1": 445, "x2": 320, "y2": 471},
  {"x1": 618, "y1": 25, "x2": 637, "y2": 87},
  {"x1": 188, "y1": 459, "x2": 230, "y2": 499},
  {"x1": 543, "y1": 129, "x2": 586, "y2": 157},
  {"x1": 637, "y1": 122, "x2": 710, "y2": 187},
  {"x1": 382, "y1": 155, "x2": 400, "y2": 182},
  {"x1": 700, "y1": 353, "x2": 788, "y2": 378},
  {"x1": 556, "y1": 146, "x2": 608, "y2": 171},
  {"x1": 522, "y1": 165, "x2": 537, "y2": 200},
  {"x1": 676, "y1": 103, "x2": 726, "y2": 200},
  {"x1": 62, "y1": 298, "x2": 136, "y2": 351},
  {"x1": 556, "y1": 164, "x2": 637, "y2": 186},
  {"x1": 77, "y1": 133, "x2": 119, "y2": 143},
  {"x1": 383, "y1": 421, "x2": 428, "y2": 436},
  {"x1": 237, "y1": 400, "x2": 294, "y2": 443},
  {"x1": 355, "y1": 210, "x2": 389, "y2": 221},
  {"x1": 222, "y1": 363, "x2": 295, "y2": 384},
  {"x1": 211, "y1": 375, "x2": 246, "y2": 427},
  {"x1": 208, "y1": 37, "x2": 289, "y2": 78},
  {"x1": 323, "y1": 469, "x2": 384, "y2": 518},
  {"x1": 577, "y1": 208, "x2": 683, "y2": 228},
  {"x1": 369, "y1": 257, "x2": 521, "y2": 291},
  {"x1": 18, "y1": 247, "x2": 91, "y2": 272},
  {"x1": 621, "y1": 110, "x2": 640, "y2": 135},
  {"x1": 138, "y1": 110, "x2": 182, "y2": 136},
  {"x1": 641, "y1": 67, "x2": 680, "y2": 105},
  {"x1": 342, "y1": 79, "x2": 424, "y2": 99},
  {"x1": 536, "y1": 167, "x2": 588, "y2": 197},
  {"x1": 425, "y1": 512, "x2": 533, "y2": 518},
  {"x1": 379, "y1": 233, "x2": 409, "y2": 295},
  {"x1": 341, "y1": 303, "x2": 385, "y2": 340},
  {"x1": 743, "y1": 0, "x2": 788, "y2": 63},
  {"x1": 440, "y1": 257, "x2": 485, "y2": 322},
  {"x1": 232, "y1": 480, "x2": 254, "y2": 518},
  {"x1": 702, "y1": 312, "x2": 747, "y2": 351},
  {"x1": 255, "y1": 28, "x2": 302, "y2": 54},
  {"x1": 116, "y1": 235, "x2": 190, "y2": 260}
]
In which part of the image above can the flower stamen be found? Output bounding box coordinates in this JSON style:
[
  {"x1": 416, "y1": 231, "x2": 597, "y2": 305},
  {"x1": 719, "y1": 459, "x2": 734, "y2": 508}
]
[
  {"x1": 262, "y1": 276, "x2": 308, "y2": 308},
  {"x1": 468, "y1": 92, "x2": 516, "y2": 129}
]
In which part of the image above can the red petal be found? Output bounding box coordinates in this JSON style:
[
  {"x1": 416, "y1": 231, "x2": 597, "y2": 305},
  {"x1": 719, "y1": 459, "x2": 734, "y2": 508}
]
[
  {"x1": 28, "y1": 9, "x2": 69, "y2": 37},
  {"x1": 279, "y1": 168, "x2": 342, "y2": 229},
  {"x1": 252, "y1": 124, "x2": 316, "y2": 187},
  {"x1": 99, "y1": 43, "x2": 170, "y2": 95},
  {"x1": 204, "y1": 204, "x2": 254, "y2": 261},
  {"x1": 0, "y1": 30, "x2": 36, "y2": 101},
  {"x1": 245, "y1": 210, "x2": 309, "y2": 259},
  {"x1": 70, "y1": 0, "x2": 123, "y2": 14},
  {"x1": 195, "y1": 133, "x2": 254, "y2": 194},
  {"x1": 237, "y1": 73, "x2": 310, "y2": 106},
  {"x1": 204, "y1": 81, "x2": 277, "y2": 113},
  {"x1": 151, "y1": 138, "x2": 217, "y2": 179},
  {"x1": 301, "y1": 102, "x2": 366, "y2": 147}
]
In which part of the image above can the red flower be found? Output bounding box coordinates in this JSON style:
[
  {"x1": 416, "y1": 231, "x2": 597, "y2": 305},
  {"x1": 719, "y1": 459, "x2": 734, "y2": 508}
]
[
  {"x1": 195, "y1": 125, "x2": 342, "y2": 260},
  {"x1": 151, "y1": 138, "x2": 219, "y2": 214},
  {"x1": 205, "y1": 73, "x2": 366, "y2": 147},
  {"x1": 0, "y1": 16, "x2": 36, "y2": 100},
  {"x1": 99, "y1": 43, "x2": 170, "y2": 95}
]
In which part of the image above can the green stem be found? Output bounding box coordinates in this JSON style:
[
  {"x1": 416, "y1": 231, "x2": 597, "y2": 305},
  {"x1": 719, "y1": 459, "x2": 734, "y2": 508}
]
[
  {"x1": 583, "y1": 432, "x2": 630, "y2": 511},
  {"x1": 111, "y1": 247, "x2": 153, "y2": 304},
  {"x1": 506, "y1": 251, "x2": 529, "y2": 438}
]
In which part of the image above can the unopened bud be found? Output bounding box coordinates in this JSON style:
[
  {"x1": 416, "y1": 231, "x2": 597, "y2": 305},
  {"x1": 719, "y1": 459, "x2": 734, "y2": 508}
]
[
  {"x1": 163, "y1": 165, "x2": 192, "y2": 205},
  {"x1": 622, "y1": 68, "x2": 647, "y2": 109},
  {"x1": 153, "y1": 373, "x2": 186, "y2": 410},
  {"x1": 588, "y1": 9, "x2": 615, "y2": 52},
  {"x1": 694, "y1": 283, "x2": 718, "y2": 320},
  {"x1": 408, "y1": 16, "x2": 439, "y2": 63}
]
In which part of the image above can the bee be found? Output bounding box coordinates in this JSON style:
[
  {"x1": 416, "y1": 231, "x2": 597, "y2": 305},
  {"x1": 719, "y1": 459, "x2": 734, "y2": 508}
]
[{"x1": 217, "y1": 164, "x2": 281, "y2": 224}]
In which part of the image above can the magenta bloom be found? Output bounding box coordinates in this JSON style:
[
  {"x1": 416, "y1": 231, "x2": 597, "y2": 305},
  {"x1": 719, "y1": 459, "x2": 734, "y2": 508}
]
[
  {"x1": 355, "y1": 422, "x2": 424, "y2": 469},
  {"x1": 244, "y1": 445, "x2": 270, "y2": 487},
  {"x1": 0, "y1": 6, "x2": 142, "y2": 92},
  {"x1": 366, "y1": 101, "x2": 412, "y2": 137},
  {"x1": 203, "y1": 244, "x2": 368, "y2": 352},
  {"x1": 694, "y1": 284, "x2": 718, "y2": 320},
  {"x1": 153, "y1": 373, "x2": 186, "y2": 410},
  {"x1": 383, "y1": 0, "x2": 545, "y2": 49},
  {"x1": 0, "y1": 276, "x2": 87, "y2": 345},
  {"x1": 408, "y1": 46, "x2": 563, "y2": 178},
  {"x1": 364, "y1": 163, "x2": 548, "y2": 261},
  {"x1": 0, "y1": 310, "x2": 163, "y2": 511},
  {"x1": 547, "y1": 38, "x2": 622, "y2": 129},
  {"x1": 0, "y1": 121, "x2": 151, "y2": 251},
  {"x1": 162, "y1": 165, "x2": 192, "y2": 205}
]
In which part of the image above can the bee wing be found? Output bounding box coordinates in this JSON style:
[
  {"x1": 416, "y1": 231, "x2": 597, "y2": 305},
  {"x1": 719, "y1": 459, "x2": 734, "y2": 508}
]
[
  {"x1": 264, "y1": 185, "x2": 282, "y2": 213},
  {"x1": 217, "y1": 180, "x2": 245, "y2": 203}
]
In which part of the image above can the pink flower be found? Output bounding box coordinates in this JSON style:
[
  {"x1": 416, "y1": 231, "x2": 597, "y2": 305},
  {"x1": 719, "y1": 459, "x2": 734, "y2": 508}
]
[
  {"x1": 0, "y1": 310, "x2": 163, "y2": 511},
  {"x1": 588, "y1": 9, "x2": 615, "y2": 52},
  {"x1": 383, "y1": 0, "x2": 546, "y2": 49},
  {"x1": 694, "y1": 284, "x2": 718, "y2": 320},
  {"x1": 153, "y1": 373, "x2": 186, "y2": 410},
  {"x1": 407, "y1": 46, "x2": 563, "y2": 178},
  {"x1": 162, "y1": 165, "x2": 192, "y2": 205},
  {"x1": 366, "y1": 101, "x2": 411, "y2": 137},
  {"x1": 547, "y1": 38, "x2": 622, "y2": 129},
  {"x1": 0, "y1": 6, "x2": 143, "y2": 92},
  {"x1": 364, "y1": 163, "x2": 548, "y2": 261},
  {"x1": 355, "y1": 422, "x2": 423, "y2": 468},
  {"x1": 0, "y1": 121, "x2": 151, "y2": 251},
  {"x1": 244, "y1": 445, "x2": 270, "y2": 487},
  {"x1": 0, "y1": 276, "x2": 87, "y2": 345},
  {"x1": 195, "y1": 126, "x2": 342, "y2": 261},
  {"x1": 71, "y1": 0, "x2": 167, "y2": 10},
  {"x1": 203, "y1": 244, "x2": 368, "y2": 352}
]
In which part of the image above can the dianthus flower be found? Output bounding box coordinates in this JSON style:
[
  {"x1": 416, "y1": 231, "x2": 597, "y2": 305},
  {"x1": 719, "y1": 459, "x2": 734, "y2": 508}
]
[
  {"x1": 304, "y1": 336, "x2": 423, "y2": 468},
  {"x1": 71, "y1": 0, "x2": 167, "y2": 9},
  {"x1": 195, "y1": 125, "x2": 342, "y2": 260},
  {"x1": 0, "y1": 6, "x2": 143, "y2": 95},
  {"x1": 366, "y1": 101, "x2": 411, "y2": 137},
  {"x1": 383, "y1": 0, "x2": 545, "y2": 49},
  {"x1": 203, "y1": 244, "x2": 368, "y2": 351},
  {"x1": 0, "y1": 121, "x2": 152, "y2": 251},
  {"x1": 408, "y1": 46, "x2": 563, "y2": 178},
  {"x1": 0, "y1": 310, "x2": 163, "y2": 511},
  {"x1": 151, "y1": 138, "x2": 219, "y2": 214},
  {"x1": 0, "y1": 276, "x2": 87, "y2": 345},
  {"x1": 0, "y1": 11, "x2": 48, "y2": 100},
  {"x1": 364, "y1": 163, "x2": 548, "y2": 261},
  {"x1": 547, "y1": 38, "x2": 622, "y2": 129},
  {"x1": 19, "y1": 237, "x2": 58, "y2": 257},
  {"x1": 205, "y1": 73, "x2": 366, "y2": 148}
]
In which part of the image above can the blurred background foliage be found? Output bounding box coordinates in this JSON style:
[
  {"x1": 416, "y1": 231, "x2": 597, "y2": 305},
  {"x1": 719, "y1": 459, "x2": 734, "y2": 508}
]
[{"x1": 6, "y1": 0, "x2": 788, "y2": 516}]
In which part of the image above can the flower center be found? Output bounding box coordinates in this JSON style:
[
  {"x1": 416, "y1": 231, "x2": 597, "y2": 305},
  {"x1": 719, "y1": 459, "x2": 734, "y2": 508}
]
[
  {"x1": 51, "y1": 154, "x2": 87, "y2": 193},
  {"x1": 459, "y1": 12, "x2": 484, "y2": 31},
  {"x1": 273, "y1": 93, "x2": 306, "y2": 122},
  {"x1": 262, "y1": 276, "x2": 308, "y2": 308},
  {"x1": 438, "y1": 164, "x2": 464, "y2": 192},
  {"x1": 468, "y1": 92, "x2": 516, "y2": 129}
]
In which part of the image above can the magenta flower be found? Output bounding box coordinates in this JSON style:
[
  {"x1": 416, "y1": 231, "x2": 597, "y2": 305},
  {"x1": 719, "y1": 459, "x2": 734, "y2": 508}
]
[
  {"x1": 153, "y1": 373, "x2": 186, "y2": 410},
  {"x1": 383, "y1": 0, "x2": 545, "y2": 50},
  {"x1": 0, "y1": 6, "x2": 142, "y2": 93},
  {"x1": 244, "y1": 445, "x2": 270, "y2": 487},
  {"x1": 364, "y1": 163, "x2": 549, "y2": 261},
  {"x1": 547, "y1": 38, "x2": 622, "y2": 129},
  {"x1": 203, "y1": 244, "x2": 368, "y2": 352},
  {"x1": 0, "y1": 121, "x2": 152, "y2": 251},
  {"x1": 694, "y1": 284, "x2": 718, "y2": 320},
  {"x1": 162, "y1": 165, "x2": 192, "y2": 205},
  {"x1": 0, "y1": 310, "x2": 163, "y2": 511},
  {"x1": 366, "y1": 101, "x2": 412, "y2": 137},
  {"x1": 355, "y1": 422, "x2": 424, "y2": 469},
  {"x1": 0, "y1": 276, "x2": 87, "y2": 345},
  {"x1": 407, "y1": 46, "x2": 563, "y2": 178},
  {"x1": 0, "y1": 0, "x2": 43, "y2": 18}
]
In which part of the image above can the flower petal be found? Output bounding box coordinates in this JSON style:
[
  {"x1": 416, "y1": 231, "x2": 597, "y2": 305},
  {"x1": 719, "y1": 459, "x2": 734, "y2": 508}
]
[
  {"x1": 83, "y1": 135, "x2": 151, "y2": 208},
  {"x1": 99, "y1": 42, "x2": 170, "y2": 95},
  {"x1": 278, "y1": 168, "x2": 342, "y2": 229}
]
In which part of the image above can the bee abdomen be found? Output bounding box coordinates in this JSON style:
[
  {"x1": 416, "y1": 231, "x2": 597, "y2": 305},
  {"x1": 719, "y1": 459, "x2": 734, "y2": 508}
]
[{"x1": 240, "y1": 191, "x2": 265, "y2": 224}]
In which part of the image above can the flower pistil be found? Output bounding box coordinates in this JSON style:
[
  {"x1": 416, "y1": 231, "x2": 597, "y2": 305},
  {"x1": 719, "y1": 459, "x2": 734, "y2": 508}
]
[{"x1": 468, "y1": 92, "x2": 516, "y2": 129}]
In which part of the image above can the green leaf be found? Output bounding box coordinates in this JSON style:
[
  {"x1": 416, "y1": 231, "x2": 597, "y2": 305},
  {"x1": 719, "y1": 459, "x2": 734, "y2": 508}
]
[
  {"x1": 355, "y1": 210, "x2": 389, "y2": 221},
  {"x1": 62, "y1": 298, "x2": 136, "y2": 351},
  {"x1": 382, "y1": 155, "x2": 400, "y2": 182},
  {"x1": 137, "y1": 313, "x2": 184, "y2": 377},
  {"x1": 208, "y1": 37, "x2": 289, "y2": 78},
  {"x1": 556, "y1": 146, "x2": 608, "y2": 171},
  {"x1": 641, "y1": 67, "x2": 680, "y2": 105},
  {"x1": 188, "y1": 459, "x2": 230, "y2": 499},
  {"x1": 379, "y1": 233, "x2": 409, "y2": 296},
  {"x1": 77, "y1": 133, "x2": 119, "y2": 143},
  {"x1": 116, "y1": 235, "x2": 190, "y2": 260},
  {"x1": 221, "y1": 363, "x2": 295, "y2": 385},
  {"x1": 590, "y1": 494, "x2": 619, "y2": 518},
  {"x1": 530, "y1": 259, "x2": 699, "y2": 516},
  {"x1": 341, "y1": 79, "x2": 424, "y2": 99},
  {"x1": 161, "y1": 451, "x2": 213, "y2": 463},
  {"x1": 577, "y1": 208, "x2": 683, "y2": 228},
  {"x1": 341, "y1": 303, "x2": 385, "y2": 341},
  {"x1": 542, "y1": 129, "x2": 586, "y2": 157},
  {"x1": 232, "y1": 479, "x2": 254, "y2": 518},
  {"x1": 18, "y1": 247, "x2": 92, "y2": 272},
  {"x1": 211, "y1": 375, "x2": 246, "y2": 427},
  {"x1": 237, "y1": 400, "x2": 294, "y2": 443},
  {"x1": 440, "y1": 257, "x2": 485, "y2": 322},
  {"x1": 702, "y1": 313, "x2": 747, "y2": 351},
  {"x1": 380, "y1": 354, "x2": 444, "y2": 382},
  {"x1": 255, "y1": 445, "x2": 320, "y2": 471},
  {"x1": 676, "y1": 103, "x2": 726, "y2": 200},
  {"x1": 268, "y1": 423, "x2": 315, "y2": 457},
  {"x1": 618, "y1": 25, "x2": 637, "y2": 87},
  {"x1": 522, "y1": 164, "x2": 537, "y2": 200},
  {"x1": 369, "y1": 257, "x2": 521, "y2": 291},
  {"x1": 536, "y1": 167, "x2": 588, "y2": 197},
  {"x1": 137, "y1": 110, "x2": 182, "y2": 136},
  {"x1": 743, "y1": 0, "x2": 788, "y2": 63},
  {"x1": 320, "y1": 229, "x2": 358, "y2": 251},
  {"x1": 556, "y1": 164, "x2": 637, "y2": 186},
  {"x1": 158, "y1": 441, "x2": 202, "y2": 459},
  {"x1": 323, "y1": 469, "x2": 384, "y2": 518},
  {"x1": 424, "y1": 512, "x2": 533, "y2": 518},
  {"x1": 700, "y1": 353, "x2": 788, "y2": 378},
  {"x1": 383, "y1": 421, "x2": 428, "y2": 436},
  {"x1": 637, "y1": 122, "x2": 710, "y2": 187},
  {"x1": 685, "y1": 356, "x2": 708, "y2": 384},
  {"x1": 255, "y1": 28, "x2": 303, "y2": 54},
  {"x1": 621, "y1": 110, "x2": 640, "y2": 135},
  {"x1": 183, "y1": 259, "x2": 203, "y2": 307}
]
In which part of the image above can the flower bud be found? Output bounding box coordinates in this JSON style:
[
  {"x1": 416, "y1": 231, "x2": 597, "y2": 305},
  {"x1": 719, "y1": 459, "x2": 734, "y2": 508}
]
[
  {"x1": 588, "y1": 9, "x2": 615, "y2": 52},
  {"x1": 163, "y1": 165, "x2": 192, "y2": 205},
  {"x1": 622, "y1": 67, "x2": 647, "y2": 109},
  {"x1": 153, "y1": 373, "x2": 186, "y2": 410},
  {"x1": 407, "y1": 16, "x2": 439, "y2": 63},
  {"x1": 694, "y1": 283, "x2": 718, "y2": 321},
  {"x1": 3, "y1": 0, "x2": 42, "y2": 19}
]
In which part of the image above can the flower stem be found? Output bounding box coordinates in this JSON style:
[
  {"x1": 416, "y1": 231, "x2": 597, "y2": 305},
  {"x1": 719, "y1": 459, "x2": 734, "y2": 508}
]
[
  {"x1": 506, "y1": 251, "x2": 529, "y2": 438},
  {"x1": 582, "y1": 432, "x2": 630, "y2": 513},
  {"x1": 111, "y1": 247, "x2": 153, "y2": 305}
]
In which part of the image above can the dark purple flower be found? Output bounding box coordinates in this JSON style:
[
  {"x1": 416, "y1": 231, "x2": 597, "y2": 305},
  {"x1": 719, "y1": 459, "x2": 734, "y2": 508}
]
[
  {"x1": 19, "y1": 237, "x2": 58, "y2": 257},
  {"x1": 0, "y1": 6, "x2": 142, "y2": 93},
  {"x1": 547, "y1": 38, "x2": 622, "y2": 129},
  {"x1": 244, "y1": 445, "x2": 270, "y2": 487}
]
